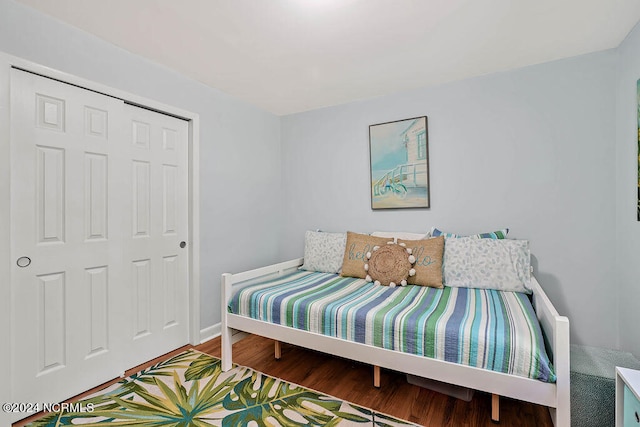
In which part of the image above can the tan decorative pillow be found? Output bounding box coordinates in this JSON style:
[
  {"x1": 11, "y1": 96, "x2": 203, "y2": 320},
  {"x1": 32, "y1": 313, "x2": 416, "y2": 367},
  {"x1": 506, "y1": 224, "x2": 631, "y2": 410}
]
[
  {"x1": 397, "y1": 236, "x2": 444, "y2": 288},
  {"x1": 364, "y1": 243, "x2": 416, "y2": 287},
  {"x1": 340, "y1": 232, "x2": 392, "y2": 278}
]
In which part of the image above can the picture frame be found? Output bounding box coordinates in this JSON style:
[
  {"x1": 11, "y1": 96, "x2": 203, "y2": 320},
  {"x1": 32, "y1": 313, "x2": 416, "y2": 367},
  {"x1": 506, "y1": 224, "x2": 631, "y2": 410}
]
[{"x1": 369, "y1": 116, "x2": 430, "y2": 210}]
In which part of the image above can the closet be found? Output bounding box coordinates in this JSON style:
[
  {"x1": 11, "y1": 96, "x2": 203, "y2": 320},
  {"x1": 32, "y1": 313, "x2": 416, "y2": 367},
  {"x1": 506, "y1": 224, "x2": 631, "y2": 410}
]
[{"x1": 9, "y1": 68, "x2": 191, "y2": 413}]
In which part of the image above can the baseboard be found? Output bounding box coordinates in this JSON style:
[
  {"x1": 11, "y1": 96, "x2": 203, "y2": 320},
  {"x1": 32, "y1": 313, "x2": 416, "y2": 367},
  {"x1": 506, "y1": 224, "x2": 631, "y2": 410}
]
[{"x1": 200, "y1": 323, "x2": 221, "y2": 344}]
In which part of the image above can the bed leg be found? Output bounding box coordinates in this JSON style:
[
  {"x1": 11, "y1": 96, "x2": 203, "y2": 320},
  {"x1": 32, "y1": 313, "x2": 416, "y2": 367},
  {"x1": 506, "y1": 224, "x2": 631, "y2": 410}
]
[
  {"x1": 221, "y1": 323, "x2": 232, "y2": 372},
  {"x1": 221, "y1": 273, "x2": 233, "y2": 372},
  {"x1": 274, "y1": 340, "x2": 281, "y2": 360},
  {"x1": 373, "y1": 365, "x2": 381, "y2": 388},
  {"x1": 491, "y1": 394, "x2": 500, "y2": 423}
]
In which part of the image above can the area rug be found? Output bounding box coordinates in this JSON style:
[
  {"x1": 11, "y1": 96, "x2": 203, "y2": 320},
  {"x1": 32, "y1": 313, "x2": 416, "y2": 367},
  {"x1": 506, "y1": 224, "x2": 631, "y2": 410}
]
[{"x1": 27, "y1": 349, "x2": 419, "y2": 426}]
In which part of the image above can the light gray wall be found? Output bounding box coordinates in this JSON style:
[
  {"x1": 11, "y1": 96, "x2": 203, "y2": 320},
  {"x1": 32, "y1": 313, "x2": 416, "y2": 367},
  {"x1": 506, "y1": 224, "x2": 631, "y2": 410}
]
[
  {"x1": 616, "y1": 23, "x2": 640, "y2": 356},
  {"x1": 0, "y1": 0, "x2": 284, "y2": 331},
  {"x1": 281, "y1": 51, "x2": 619, "y2": 349}
]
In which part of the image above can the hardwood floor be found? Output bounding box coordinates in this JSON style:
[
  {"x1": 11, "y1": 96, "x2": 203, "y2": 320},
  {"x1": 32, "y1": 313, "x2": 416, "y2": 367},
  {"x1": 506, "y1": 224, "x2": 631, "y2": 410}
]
[
  {"x1": 203, "y1": 335, "x2": 554, "y2": 427},
  {"x1": 14, "y1": 334, "x2": 554, "y2": 427}
]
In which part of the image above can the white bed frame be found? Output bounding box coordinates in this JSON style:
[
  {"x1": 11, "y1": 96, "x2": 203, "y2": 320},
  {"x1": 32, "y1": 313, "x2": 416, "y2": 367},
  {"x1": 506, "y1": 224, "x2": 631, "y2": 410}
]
[{"x1": 221, "y1": 258, "x2": 570, "y2": 427}]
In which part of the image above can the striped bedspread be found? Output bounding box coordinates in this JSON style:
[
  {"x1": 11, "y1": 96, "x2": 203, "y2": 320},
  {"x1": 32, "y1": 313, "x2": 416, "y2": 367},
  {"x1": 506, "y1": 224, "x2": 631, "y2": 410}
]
[{"x1": 229, "y1": 270, "x2": 556, "y2": 383}]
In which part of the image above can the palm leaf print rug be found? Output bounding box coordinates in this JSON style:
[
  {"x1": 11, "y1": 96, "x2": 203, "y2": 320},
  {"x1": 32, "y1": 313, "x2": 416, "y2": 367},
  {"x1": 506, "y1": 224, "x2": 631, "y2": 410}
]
[{"x1": 27, "y1": 349, "x2": 419, "y2": 426}]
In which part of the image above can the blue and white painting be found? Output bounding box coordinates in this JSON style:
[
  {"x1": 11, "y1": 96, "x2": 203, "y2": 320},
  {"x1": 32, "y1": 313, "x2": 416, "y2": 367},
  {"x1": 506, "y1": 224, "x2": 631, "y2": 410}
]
[{"x1": 369, "y1": 116, "x2": 430, "y2": 209}]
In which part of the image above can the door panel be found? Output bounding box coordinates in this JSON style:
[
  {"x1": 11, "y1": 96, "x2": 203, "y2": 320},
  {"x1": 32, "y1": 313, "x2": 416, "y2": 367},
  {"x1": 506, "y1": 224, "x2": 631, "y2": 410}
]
[
  {"x1": 85, "y1": 265, "x2": 109, "y2": 357},
  {"x1": 36, "y1": 145, "x2": 66, "y2": 243},
  {"x1": 36, "y1": 271, "x2": 66, "y2": 374},
  {"x1": 10, "y1": 68, "x2": 127, "y2": 407},
  {"x1": 122, "y1": 105, "x2": 189, "y2": 368},
  {"x1": 85, "y1": 153, "x2": 109, "y2": 241}
]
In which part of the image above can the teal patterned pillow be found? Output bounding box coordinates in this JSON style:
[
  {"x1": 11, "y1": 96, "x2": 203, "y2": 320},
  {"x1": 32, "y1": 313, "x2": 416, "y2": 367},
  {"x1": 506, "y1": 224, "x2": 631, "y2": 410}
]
[
  {"x1": 301, "y1": 231, "x2": 347, "y2": 274},
  {"x1": 443, "y1": 238, "x2": 531, "y2": 293},
  {"x1": 430, "y1": 226, "x2": 508, "y2": 239}
]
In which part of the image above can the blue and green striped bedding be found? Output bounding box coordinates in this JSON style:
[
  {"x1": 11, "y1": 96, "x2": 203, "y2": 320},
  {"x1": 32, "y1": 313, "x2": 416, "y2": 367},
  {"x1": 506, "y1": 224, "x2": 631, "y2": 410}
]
[{"x1": 229, "y1": 270, "x2": 556, "y2": 383}]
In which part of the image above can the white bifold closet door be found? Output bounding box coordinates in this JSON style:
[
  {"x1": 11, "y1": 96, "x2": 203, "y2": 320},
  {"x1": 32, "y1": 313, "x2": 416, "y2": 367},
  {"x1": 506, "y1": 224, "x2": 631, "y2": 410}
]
[
  {"x1": 10, "y1": 68, "x2": 189, "y2": 411},
  {"x1": 121, "y1": 103, "x2": 189, "y2": 369}
]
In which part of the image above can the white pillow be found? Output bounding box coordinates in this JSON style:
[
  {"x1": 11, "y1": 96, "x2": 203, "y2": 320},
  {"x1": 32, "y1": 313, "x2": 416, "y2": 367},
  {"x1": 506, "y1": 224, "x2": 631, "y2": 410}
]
[
  {"x1": 371, "y1": 231, "x2": 429, "y2": 242},
  {"x1": 443, "y1": 238, "x2": 531, "y2": 293},
  {"x1": 300, "y1": 230, "x2": 347, "y2": 274}
]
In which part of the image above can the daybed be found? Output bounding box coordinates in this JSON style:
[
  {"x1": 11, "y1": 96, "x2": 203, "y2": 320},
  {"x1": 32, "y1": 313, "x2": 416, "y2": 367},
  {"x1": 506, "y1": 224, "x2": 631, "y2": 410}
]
[{"x1": 221, "y1": 230, "x2": 570, "y2": 426}]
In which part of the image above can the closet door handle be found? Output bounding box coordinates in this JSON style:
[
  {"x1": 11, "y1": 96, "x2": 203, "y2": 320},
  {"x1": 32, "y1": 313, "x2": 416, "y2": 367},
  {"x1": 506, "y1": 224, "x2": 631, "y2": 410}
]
[
  {"x1": 179, "y1": 241, "x2": 186, "y2": 248},
  {"x1": 16, "y1": 256, "x2": 31, "y2": 268}
]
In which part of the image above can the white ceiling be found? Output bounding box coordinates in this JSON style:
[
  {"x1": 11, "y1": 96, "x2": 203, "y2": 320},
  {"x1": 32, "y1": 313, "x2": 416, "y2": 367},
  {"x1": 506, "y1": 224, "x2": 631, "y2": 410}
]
[{"x1": 17, "y1": 0, "x2": 640, "y2": 115}]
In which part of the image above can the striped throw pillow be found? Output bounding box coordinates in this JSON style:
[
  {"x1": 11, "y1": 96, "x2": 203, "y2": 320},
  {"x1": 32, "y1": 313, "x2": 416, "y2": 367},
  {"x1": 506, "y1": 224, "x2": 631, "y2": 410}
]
[{"x1": 430, "y1": 226, "x2": 508, "y2": 239}]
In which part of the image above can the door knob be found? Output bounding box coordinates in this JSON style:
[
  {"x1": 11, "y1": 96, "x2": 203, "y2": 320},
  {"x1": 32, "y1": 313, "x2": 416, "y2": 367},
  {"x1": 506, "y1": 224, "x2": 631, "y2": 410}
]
[
  {"x1": 179, "y1": 241, "x2": 186, "y2": 248},
  {"x1": 16, "y1": 256, "x2": 31, "y2": 268}
]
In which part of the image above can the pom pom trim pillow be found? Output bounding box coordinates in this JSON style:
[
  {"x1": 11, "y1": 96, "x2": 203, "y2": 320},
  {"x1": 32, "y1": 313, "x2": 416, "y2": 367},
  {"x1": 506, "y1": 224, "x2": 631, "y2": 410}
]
[
  {"x1": 364, "y1": 242, "x2": 416, "y2": 287},
  {"x1": 398, "y1": 236, "x2": 444, "y2": 288},
  {"x1": 300, "y1": 230, "x2": 347, "y2": 274},
  {"x1": 443, "y1": 238, "x2": 531, "y2": 293},
  {"x1": 430, "y1": 226, "x2": 509, "y2": 239},
  {"x1": 341, "y1": 232, "x2": 393, "y2": 279}
]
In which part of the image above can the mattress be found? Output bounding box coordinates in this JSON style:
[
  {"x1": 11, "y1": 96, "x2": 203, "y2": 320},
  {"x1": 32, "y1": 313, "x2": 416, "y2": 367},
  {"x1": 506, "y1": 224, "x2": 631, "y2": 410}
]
[{"x1": 229, "y1": 270, "x2": 556, "y2": 383}]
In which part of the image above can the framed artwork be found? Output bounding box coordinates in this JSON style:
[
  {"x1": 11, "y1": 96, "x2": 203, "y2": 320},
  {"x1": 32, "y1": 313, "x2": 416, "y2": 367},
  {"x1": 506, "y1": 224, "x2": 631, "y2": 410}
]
[{"x1": 369, "y1": 116, "x2": 430, "y2": 210}]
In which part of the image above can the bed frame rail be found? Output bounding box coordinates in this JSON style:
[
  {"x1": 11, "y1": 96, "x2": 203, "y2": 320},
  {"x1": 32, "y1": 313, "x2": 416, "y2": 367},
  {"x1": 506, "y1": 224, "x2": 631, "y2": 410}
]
[
  {"x1": 530, "y1": 276, "x2": 570, "y2": 427},
  {"x1": 221, "y1": 258, "x2": 303, "y2": 371}
]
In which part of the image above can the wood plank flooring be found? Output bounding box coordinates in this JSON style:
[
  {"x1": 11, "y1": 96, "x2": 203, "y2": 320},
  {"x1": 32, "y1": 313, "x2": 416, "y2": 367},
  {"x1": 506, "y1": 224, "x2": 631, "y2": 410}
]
[
  {"x1": 14, "y1": 334, "x2": 554, "y2": 427},
  {"x1": 203, "y1": 335, "x2": 554, "y2": 427}
]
